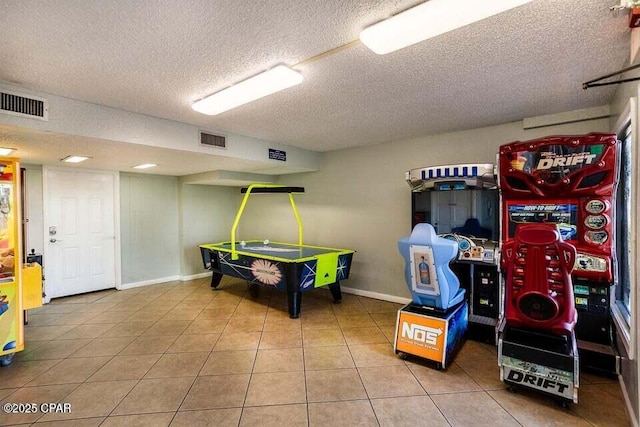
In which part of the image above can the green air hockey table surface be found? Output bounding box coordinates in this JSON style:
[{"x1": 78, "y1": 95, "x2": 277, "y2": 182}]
[{"x1": 200, "y1": 241, "x2": 355, "y2": 318}]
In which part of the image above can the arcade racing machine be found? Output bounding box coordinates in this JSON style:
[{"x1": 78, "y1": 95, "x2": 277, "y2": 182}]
[
  {"x1": 497, "y1": 133, "x2": 620, "y2": 403},
  {"x1": 395, "y1": 223, "x2": 468, "y2": 369},
  {"x1": 407, "y1": 163, "x2": 500, "y2": 342}
]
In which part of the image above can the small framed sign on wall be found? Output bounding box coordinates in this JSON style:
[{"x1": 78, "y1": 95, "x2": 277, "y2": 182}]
[{"x1": 269, "y1": 148, "x2": 286, "y2": 161}]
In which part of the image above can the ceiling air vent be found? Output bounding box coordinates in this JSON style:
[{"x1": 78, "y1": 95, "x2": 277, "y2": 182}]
[
  {"x1": 200, "y1": 132, "x2": 226, "y2": 148},
  {"x1": 0, "y1": 89, "x2": 49, "y2": 121}
]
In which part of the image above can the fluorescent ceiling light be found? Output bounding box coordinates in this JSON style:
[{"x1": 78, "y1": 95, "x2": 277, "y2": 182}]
[
  {"x1": 192, "y1": 65, "x2": 303, "y2": 115},
  {"x1": 61, "y1": 155, "x2": 90, "y2": 163},
  {"x1": 360, "y1": 0, "x2": 533, "y2": 55},
  {"x1": 0, "y1": 148, "x2": 15, "y2": 156},
  {"x1": 133, "y1": 163, "x2": 157, "y2": 169}
]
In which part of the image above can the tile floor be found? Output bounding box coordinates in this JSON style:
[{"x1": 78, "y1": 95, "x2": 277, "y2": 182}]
[{"x1": 0, "y1": 277, "x2": 631, "y2": 426}]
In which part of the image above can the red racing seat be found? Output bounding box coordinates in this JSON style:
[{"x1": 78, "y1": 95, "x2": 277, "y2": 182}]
[{"x1": 502, "y1": 223, "x2": 577, "y2": 336}]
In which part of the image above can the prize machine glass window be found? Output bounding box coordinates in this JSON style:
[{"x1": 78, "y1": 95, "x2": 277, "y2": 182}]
[
  {"x1": 506, "y1": 203, "x2": 578, "y2": 242},
  {"x1": 615, "y1": 119, "x2": 632, "y2": 324}
]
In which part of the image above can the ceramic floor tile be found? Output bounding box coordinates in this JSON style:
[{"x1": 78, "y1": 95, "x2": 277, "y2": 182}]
[
  {"x1": 244, "y1": 372, "x2": 306, "y2": 406},
  {"x1": 408, "y1": 361, "x2": 482, "y2": 394},
  {"x1": 69, "y1": 337, "x2": 135, "y2": 358},
  {"x1": 38, "y1": 380, "x2": 137, "y2": 421},
  {"x1": 166, "y1": 333, "x2": 220, "y2": 353},
  {"x1": 306, "y1": 368, "x2": 367, "y2": 402},
  {"x1": 341, "y1": 327, "x2": 389, "y2": 346},
  {"x1": 308, "y1": 400, "x2": 378, "y2": 427},
  {"x1": 24, "y1": 325, "x2": 77, "y2": 341},
  {"x1": 456, "y1": 356, "x2": 505, "y2": 391},
  {"x1": 33, "y1": 417, "x2": 105, "y2": 426},
  {"x1": 84, "y1": 310, "x2": 128, "y2": 324},
  {"x1": 304, "y1": 346, "x2": 355, "y2": 370},
  {"x1": 371, "y1": 396, "x2": 449, "y2": 427},
  {"x1": 432, "y1": 391, "x2": 520, "y2": 427},
  {"x1": 119, "y1": 334, "x2": 179, "y2": 355},
  {"x1": 170, "y1": 408, "x2": 242, "y2": 427},
  {"x1": 87, "y1": 354, "x2": 161, "y2": 382},
  {"x1": 358, "y1": 365, "x2": 426, "y2": 398},
  {"x1": 336, "y1": 314, "x2": 377, "y2": 329},
  {"x1": 101, "y1": 412, "x2": 174, "y2": 427},
  {"x1": 259, "y1": 330, "x2": 302, "y2": 349},
  {"x1": 28, "y1": 357, "x2": 111, "y2": 386},
  {"x1": 56, "y1": 323, "x2": 115, "y2": 339},
  {"x1": 144, "y1": 352, "x2": 209, "y2": 378},
  {"x1": 570, "y1": 384, "x2": 631, "y2": 426},
  {"x1": 19, "y1": 339, "x2": 92, "y2": 361},
  {"x1": 180, "y1": 374, "x2": 250, "y2": 410},
  {"x1": 98, "y1": 321, "x2": 155, "y2": 338},
  {"x1": 185, "y1": 317, "x2": 230, "y2": 334},
  {"x1": 224, "y1": 316, "x2": 266, "y2": 333},
  {"x1": 112, "y1": 377, "x2": 194, "y2": 415},
  {"x1": 0, "y1": 384, "x2": 78, "y2": 425},
  {"x1": 359, "y1": 298, "x2": 402, "y2": 314},
  {"x1": 301, "y1": 317, "x2": 340, "y2": 331},
  {"x1": 370, "y1": 312, "x2": 397, "y2": 327},
  {"x1": 348, "y1": 343, "x2": 404, "y2": 368},
  {"x1": 0, "y1": 360, "x2": 61, "y2": 389},
  {"x1": 214, "y1": 332, "x2": 261, "y2": 351},
  {"x1": 200, "y1": 350, "x2": 257, "y2": 375},
  {"x1": 162, "y1": 308, "x2": 202, "y2": 321},
  {"x1": 302, "y1": 328, "x2": 346, "y2": 347},
  {"x1": 142, "y1": 320, "x2": 192, "y2": 336},
  {"x1": 240, "y1": 404, "x2": 308, "y2": 427},
  {"x1": 489, "y1": 389, "x2": 593, "y2": 427},
  {"x1": 253, "y1": 348, "x2": 304, "y2": 373}
]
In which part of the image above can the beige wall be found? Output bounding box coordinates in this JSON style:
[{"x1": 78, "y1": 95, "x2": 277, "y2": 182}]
[
  {"x1": 240, "y1": 118, "x2": 610, "y2": 299},
  {"x1": 179, "y1": 183, "x2": 238, "y2": 277}
]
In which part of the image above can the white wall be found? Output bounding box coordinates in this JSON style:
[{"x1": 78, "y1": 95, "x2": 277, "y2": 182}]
[
  {"x1": 240, "y1": 118, "x2": 611, "y2": 299},
  {"x1": 179, "y1": 183, "x2": 238, "y2": 277},
  {"x1": 22, "y1": 165, "x2": 44, "y2": 258},
  {"x1": 120, "y1": 173, "x2": 180, "y2": 286}
]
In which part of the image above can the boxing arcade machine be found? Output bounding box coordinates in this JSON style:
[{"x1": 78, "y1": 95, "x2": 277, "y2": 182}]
[
  {"x1": 497, "y1": 133, "x2": 620, "y2": 404},
  {"x1": 406, "y1": 163, "x2": 500, "y2": 342},
  {"x1": 395, "y1": 223, "x2": 467, "y2": 369}
]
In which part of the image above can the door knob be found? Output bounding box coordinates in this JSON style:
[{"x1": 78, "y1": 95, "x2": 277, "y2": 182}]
[{"x1": 49, "y1": 238, "x2": 62, "y2": 243}]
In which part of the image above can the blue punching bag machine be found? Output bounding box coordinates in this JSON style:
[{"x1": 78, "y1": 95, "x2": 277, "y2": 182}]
[{"x1": 405, "y1": 163, "x2": 501, "y2": 343}]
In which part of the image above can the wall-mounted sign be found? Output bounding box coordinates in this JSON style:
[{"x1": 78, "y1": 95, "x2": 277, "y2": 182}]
[{"x1": 269, "y1": 149, "x2": 286, "y2": 162}]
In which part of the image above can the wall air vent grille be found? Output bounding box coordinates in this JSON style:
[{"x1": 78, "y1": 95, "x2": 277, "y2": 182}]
[
  {"x1": 0, "y1": 90, "x2": 49, "y2": 121},
  {"x1": 200, "y1": 132, "x2": 226, "y2": 148}
]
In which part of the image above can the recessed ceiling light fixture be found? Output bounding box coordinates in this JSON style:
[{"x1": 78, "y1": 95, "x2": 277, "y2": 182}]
[
  {"x1": 133, "y1": 163, "x2": 157, "y2": 169},
  {"x1": 360, "y1": 0, "x2": 533, "y2": 55},
  {"x1": 0, "y1": 148, "x2": 15, "y2": 156},
  {"x1": 192, "y1": 65, "x2": 303, "y2": 115},
  {"x1": 61, "y1": 155, "x2": 90, "y2": 163}
]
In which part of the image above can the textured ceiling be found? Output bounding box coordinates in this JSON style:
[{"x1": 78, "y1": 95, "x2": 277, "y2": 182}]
[{"x1": 0, "y1": 0, "x2": 631, "y2": 156}]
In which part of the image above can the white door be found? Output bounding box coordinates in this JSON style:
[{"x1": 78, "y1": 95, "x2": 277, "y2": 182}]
[
  {"x1": 431, "y1": 190, "x2": 472, "y2": 234},
  {"x1": 44, "y1": 167, "x2": 119, "y2": 299}
]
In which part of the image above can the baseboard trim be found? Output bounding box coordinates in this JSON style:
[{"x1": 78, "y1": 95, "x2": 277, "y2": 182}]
[
  {"x1": 119, "y1": 276, "x2": 180, "y2": 290},
  {"x1": 180, "y1": 272, "x2": 211, "y2": 281},
  {"x1": 619, "y1": 374, "x2": 639, "y2": 427},
  {"x1": 340, "y1": 286, "x2": 411, "y2": 305}
]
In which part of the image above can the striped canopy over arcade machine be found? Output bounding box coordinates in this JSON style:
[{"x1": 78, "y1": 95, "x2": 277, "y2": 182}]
[{"x1": 405, "y1": 163, "x2": 500, "y2": 343}]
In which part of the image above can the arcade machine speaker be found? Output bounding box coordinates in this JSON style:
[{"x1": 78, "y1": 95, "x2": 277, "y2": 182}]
[
  {"x1": 394, "y1": 223, "x2": 468, "y2": 369},
  {"x1": 502, "y1": 223, "x2": 577, "y2": 336}
]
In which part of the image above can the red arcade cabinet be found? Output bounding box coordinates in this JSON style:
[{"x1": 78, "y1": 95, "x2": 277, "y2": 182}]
[{"x1": 497, "y1": 133, "x2": 619, "y2": 403}]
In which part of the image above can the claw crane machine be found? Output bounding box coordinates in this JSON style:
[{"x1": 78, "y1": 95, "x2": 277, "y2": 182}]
[{"x1": 0, "y1": 158, "x2": 26, "y2": 366}]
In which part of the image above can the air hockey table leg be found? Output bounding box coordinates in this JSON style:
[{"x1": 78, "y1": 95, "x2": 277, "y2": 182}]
[
  {"x1": 287, "y1": 291, "x2": 302, "y2": 319},
  {"x1": 328, "y1": 282, "x2": 342, "y2": 304},
  {"x1": 210, "y1": 272, "x2": 223, "y2": 289}
]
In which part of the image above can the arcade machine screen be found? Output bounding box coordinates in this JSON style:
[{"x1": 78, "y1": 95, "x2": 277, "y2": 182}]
[{"x1": 506, "y1": 202, "x2": 578, "y2": 242}]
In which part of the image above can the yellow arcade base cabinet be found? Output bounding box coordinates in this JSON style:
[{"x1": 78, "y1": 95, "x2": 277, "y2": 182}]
[
  {"x1": 0, "y1": 158, "x2": 24, "y2": 367},
  {"x1": 394, "y1": 301, "x2": 468, "y2": 369}
]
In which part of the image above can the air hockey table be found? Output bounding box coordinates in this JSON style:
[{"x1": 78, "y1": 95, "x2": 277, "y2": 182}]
[{"x1": 200, "y1": 240, "x2": 354, "y2": 318}]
